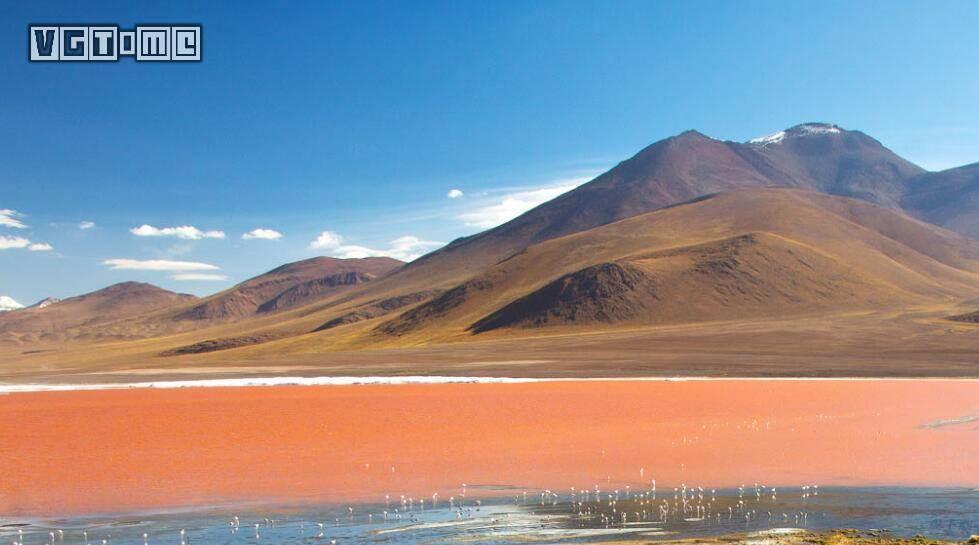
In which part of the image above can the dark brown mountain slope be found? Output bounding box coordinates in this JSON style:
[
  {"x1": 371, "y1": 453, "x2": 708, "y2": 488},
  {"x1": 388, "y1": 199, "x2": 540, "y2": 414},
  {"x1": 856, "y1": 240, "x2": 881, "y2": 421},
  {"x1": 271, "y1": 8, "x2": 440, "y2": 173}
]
[
  {"x1": 902, "y1": 162, "x2": 979, "y2": 239},
  {"x1": 949, "y1": 309, "x2": 979, "y2": 323},
  {"x1": 468, "y1": 233, "x2": 888, "y2": 333},
  {"x1": 736, "y1": 123, "x2": 923, "y2": 207},
  {"x1": 406, "y1": 124, "x2": 924, "y2": 282},
  {"x1": 372, "y1": 189, "x2": 979, "y2": 343}
]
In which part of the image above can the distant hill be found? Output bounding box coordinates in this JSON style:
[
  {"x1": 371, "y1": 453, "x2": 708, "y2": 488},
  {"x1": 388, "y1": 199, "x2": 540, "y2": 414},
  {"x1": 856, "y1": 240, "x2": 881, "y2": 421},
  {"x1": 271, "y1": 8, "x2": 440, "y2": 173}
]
[
  {"x1": 27, "y1": 297, "x2": 60, "y2": 309},
  {"x1": 0, "y1": 257, "x2": 402, "y2": 345},
  {"x1": 0, "y1": 282, "x2": 196, "y2": 344},
  {"x1": 174, "y1": 256, "x2": 402, "y2": 321},
  {"x1": 902, "y1": 162, "x2": 979, "y2": 239}
]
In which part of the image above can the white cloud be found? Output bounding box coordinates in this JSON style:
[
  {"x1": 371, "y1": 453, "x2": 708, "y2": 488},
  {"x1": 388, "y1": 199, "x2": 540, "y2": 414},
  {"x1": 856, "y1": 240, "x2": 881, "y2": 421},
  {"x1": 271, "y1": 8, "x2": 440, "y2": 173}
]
[
  {"x1": 309, "y1": 231, "x2": 344, "y2": 250},
  {"x1": 0, "y1": 209, "x2": 27, "y2": 229},
  {"x1": 387, "y1": 235, "x2": 443, "y2": 260},
  {"x1": 309, "y1": 231, "x2": 443, "y2": 262},
  {"x1": 169, "y1": 273, "x2": 229, "y2": 281},
  {"x1": 130, "y1": 224, "x2": 226, "y2": 240},
  {"x1": 0, "y1": 235, "x2": 31, "y2": 250},
  {"x1": 103, "y1": 259, "x2": 220, "y2": 271},
  {"x1": 79, "y1": 221, "x2": 95, "y2": 230},
  {"x1": 1, "y1": 234, "x2": 53, "y2": 251},
  {"x1": 242, "y1": 228, "x2": 283, "y2": 240},
  {"x1": 457, "y1": 176, "x2": 591, "y2": 229},
  {"x1": 447, "y1": 189, "x2": 464, "y2": 199}
]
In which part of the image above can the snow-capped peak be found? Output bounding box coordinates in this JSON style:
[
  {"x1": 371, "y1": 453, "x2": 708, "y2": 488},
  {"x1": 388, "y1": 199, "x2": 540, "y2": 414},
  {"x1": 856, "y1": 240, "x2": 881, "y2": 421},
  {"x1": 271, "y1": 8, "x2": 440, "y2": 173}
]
[
  {"x1": 0, "y1": 296, "x2": 24, "y2": 312},
  {"x1": 790, "y1": 122, "x2": 842, "y2": 136},
  {"x1": 29, "y1": 297, "x2": 60, "y2": 309},
  {"x1": 748, "y1": 123, "x2": 843, "y2": 146},
  {"x1": 748, "y1": 131, "x2": 787, "y2": 146}
]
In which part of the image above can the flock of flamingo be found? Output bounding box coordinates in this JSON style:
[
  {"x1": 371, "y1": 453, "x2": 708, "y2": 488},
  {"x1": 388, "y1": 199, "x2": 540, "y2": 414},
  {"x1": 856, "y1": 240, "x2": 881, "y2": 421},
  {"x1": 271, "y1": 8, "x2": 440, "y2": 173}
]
[{"x1": 8, "y1": 472, "x2": 824, "y2": 545}]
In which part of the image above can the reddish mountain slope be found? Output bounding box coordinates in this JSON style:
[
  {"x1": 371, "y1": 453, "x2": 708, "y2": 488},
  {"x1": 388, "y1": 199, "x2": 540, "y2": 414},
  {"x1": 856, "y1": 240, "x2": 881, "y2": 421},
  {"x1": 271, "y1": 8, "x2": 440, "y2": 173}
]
[
  {"x1": 373, "y1": 189, "x2": 979, "y2": 342},
  {"x1": 174, "y1": 256, "x2": 402, "y2": 321},
  {"x1": 0, "y1": 282, "x2": 196, "y2": 344},
  {"x1": 408, "y1": 123, "x2": 925, "y2": 281}
]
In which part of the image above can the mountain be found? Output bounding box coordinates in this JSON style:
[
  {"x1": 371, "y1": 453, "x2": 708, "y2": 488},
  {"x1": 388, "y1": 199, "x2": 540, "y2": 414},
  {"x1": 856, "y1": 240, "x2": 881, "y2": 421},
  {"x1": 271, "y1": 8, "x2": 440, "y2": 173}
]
[
  {"x1": 0, "y1": 257, "x2": 404, "y2": 346},
  {"x1": 902, "y1": 162, "x2": 979, "y2": 238},
  {"x1": 3, "y1": 123, "x2": 979, "y2": 378},
  {"x1": 0, "y1": 282, "x2": 196, "y2": 344},
  {"x1": 27, "y1": 297, "x2": 60, "y2": 309},
  {"x1": 739, "y1": 123, "x2": 924, "y2": 207},
  {"x1": 0, "y1": 296, "x2": 23, "y2": 312},
  {"x1": 407, "y1": 123, "x2": 925, "y2": 281},
  {"x1": 368, "y1": 189, "x2": 979, "y2": 343},
  {"x1": 173, "y1": 256, "x2": 403, "y2": 321}
]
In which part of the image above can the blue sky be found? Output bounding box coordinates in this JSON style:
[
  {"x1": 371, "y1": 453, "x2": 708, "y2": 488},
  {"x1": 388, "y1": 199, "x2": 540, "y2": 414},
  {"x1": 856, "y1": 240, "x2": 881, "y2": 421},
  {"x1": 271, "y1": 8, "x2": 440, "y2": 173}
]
[{"x1": 3, "y1": 1, "x2": 979, "y2": 305}]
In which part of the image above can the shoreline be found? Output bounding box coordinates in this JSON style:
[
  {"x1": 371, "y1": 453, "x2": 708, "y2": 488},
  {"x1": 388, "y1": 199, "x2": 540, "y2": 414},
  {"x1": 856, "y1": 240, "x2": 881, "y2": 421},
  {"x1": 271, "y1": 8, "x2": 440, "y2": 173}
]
[
  {"x1": 3, "y1": 485, "x2": 975, "y2": 526},
  {"x1": 2, "y1": 375, "x2": 979, "y2": 393}
]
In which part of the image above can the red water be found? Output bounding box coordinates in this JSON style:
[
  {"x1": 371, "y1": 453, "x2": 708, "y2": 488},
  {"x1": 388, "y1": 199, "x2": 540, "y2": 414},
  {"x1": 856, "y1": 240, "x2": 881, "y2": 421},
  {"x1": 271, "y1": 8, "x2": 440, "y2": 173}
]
[{"x1": 0, "y1": 380, "x2": 976, "y2": 517}]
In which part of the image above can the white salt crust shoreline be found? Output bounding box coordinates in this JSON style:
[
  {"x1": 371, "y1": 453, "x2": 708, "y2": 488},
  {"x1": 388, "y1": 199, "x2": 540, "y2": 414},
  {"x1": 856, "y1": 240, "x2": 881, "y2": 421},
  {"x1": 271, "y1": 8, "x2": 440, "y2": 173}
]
[{"x1": 0, "y1": 375, "x2": 976, "y2": 393}]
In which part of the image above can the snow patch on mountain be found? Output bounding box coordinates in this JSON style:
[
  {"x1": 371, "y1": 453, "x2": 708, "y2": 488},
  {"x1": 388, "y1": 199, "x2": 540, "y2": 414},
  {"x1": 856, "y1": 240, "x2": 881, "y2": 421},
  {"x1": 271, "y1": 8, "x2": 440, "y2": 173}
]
[
  {"x1": 28, "y1": 297, "x2": 60, "y2": 309},
  {"x1": 792, "y1": 123, "x2": 842, "y2": 136},
  {"x1": 748, "y1": 131, "x2": 787, "y2": 146},
  {"x1": 748, "y1": 123, "x2": 842, "y2": 146},
  {"x1": 0, "y1": 296, "x2": 24, "y2": 312}
]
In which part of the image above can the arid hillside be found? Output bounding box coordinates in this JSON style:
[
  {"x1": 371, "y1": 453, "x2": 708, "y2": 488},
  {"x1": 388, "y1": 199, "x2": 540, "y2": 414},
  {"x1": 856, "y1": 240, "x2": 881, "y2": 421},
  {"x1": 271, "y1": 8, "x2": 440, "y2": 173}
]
[
  {"x1": 0, "y1": 282, "x2": 196, "y2": 344},
  {"x1": 0, "y1": 257, "x2": 403, "y2": 344},
  {"x1": 3, "y1": 123, "x2": 979, "y2": 381},
  {"x1": 902, "y1": 162, "x2": 979, "y2": 238}
]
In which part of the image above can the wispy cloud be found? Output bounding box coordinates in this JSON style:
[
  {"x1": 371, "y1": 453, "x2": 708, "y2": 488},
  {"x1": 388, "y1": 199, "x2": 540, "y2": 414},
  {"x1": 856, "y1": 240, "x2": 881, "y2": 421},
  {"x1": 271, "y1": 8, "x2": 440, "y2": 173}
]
[
  {"x1": 0, "y1": 209, "x2": 27, "y2": 229},
  {"x1": 79, "y1": 220, "x2": 95, "y2": 230},
  {"x1": 309, "y1": 231, "x2": 443, "y2": 261},
  {"x1": 103, "y1": 259, "x2": 220, "y2": 271},
  {"x1": 169, "y1": 273, "x2": 229, "y2": 281},
  {"x1": 242, "y1": 228, "x2": 283, "y2": 240},
  {"x1": 457, "y1": 176, "x2": 592, "y2": 229},
  {"x1": 1, "y1": 234, "x2": 53, "y2": 251},
  {"x1": 130, "y1": 224, "x2": 226, "y2": 240},
  {"x1": 0, "y1": 235, "x2": 31, "y2": 250},
  {"x1": 447, "y1": 189, "x2": 464, "y2": 199}
]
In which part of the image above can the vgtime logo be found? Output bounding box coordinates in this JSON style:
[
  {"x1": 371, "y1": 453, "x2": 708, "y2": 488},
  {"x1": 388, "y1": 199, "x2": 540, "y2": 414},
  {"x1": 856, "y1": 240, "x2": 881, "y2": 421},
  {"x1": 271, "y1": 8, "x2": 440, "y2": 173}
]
[{"x1": 28, "y1": 25, "x2": 202, "y2": 62}]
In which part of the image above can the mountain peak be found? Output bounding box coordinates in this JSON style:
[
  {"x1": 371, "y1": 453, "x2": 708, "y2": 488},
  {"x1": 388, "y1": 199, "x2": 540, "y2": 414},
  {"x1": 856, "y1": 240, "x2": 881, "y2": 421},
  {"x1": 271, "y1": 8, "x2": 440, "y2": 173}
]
[
  {"x1": 787, "y1": 122, "x2": 843, "y2": 133},
  {"x1": 748, "y1": 122, "x2": 844, "y2": 146},
  {"x1": 96, "y1": 281, "x2": 181, "y2": 296},
  {"x1": 28, "y1": 297, "x2": 60, "y2": 309},
  {"x1": 671, "y1": 129, "x2": 715, "y2": 142}
]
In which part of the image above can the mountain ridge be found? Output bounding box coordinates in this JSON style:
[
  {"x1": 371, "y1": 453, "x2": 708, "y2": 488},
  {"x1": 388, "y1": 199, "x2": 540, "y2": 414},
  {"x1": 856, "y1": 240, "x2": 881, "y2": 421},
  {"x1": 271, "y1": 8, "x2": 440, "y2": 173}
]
[{"x1": 2, "y1": 123, "x2": 978, "y2": 378}]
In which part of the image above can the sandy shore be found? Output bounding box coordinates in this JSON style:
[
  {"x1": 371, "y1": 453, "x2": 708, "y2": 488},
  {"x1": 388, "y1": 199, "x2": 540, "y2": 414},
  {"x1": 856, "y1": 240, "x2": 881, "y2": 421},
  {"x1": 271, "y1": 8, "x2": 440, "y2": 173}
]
[{"x1": 0, "y1": 379, "x2": 976, "y2": 517}]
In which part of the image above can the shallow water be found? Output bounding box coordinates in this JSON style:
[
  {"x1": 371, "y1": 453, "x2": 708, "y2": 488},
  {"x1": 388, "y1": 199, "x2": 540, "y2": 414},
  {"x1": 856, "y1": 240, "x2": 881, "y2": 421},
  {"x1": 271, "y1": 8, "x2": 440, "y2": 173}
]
[{"x1": 3, "y1": 487, "x2": 976, "y2": 545}]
